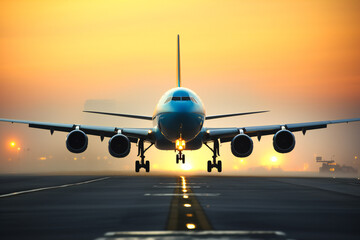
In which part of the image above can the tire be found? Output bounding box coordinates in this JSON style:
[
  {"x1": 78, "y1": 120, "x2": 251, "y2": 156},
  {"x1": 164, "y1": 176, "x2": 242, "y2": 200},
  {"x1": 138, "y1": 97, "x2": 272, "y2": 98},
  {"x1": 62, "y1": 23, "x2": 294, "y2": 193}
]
[
  {"x1": 182, "y1": 154, "x2": 185, "y2": 164},
  {"x1": 176, "y1": 155, "x2": 179, "y2": 164},
  {"x1": 145, "y1": 160, "x2": 150, "y2": 172},
  {"x1": 135, "y1": 160, "x2": 140, "y2": 172},
  {"x1": 207, "y1": 160, "x2": 212, "y2": 172},
  {"x1": 217, "y1": 160, "x2": 222, "y2": 172}
]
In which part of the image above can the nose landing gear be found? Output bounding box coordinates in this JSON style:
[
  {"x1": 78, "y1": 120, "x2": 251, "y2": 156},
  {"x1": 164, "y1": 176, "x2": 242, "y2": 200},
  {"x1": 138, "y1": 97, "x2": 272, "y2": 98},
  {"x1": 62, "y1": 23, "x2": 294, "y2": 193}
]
[
  {"x1": 176, "y1": 151, "x2": 185, "y2": 164},
  {"x1": 205, "y1": 139, "x2": 222, "y2": 172},
  {"x1": 135, "y1": 139, "x2": 153, "y2": 172}
]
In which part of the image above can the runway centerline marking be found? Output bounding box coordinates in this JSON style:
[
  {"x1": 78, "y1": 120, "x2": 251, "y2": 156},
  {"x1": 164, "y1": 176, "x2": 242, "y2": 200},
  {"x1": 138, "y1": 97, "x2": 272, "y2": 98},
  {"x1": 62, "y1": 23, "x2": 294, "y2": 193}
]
[
  {"x1": 0, "y1": 177, "x2": 110, "y2": 198},
  {"x1": 153, "y1": 185, "x2": 201, "y2": 188},
  {"x1": 144, "y1": 193, "x2": 220, "y2": 197},
  {"x1": 166, "y1": 176, "x2": 212, "y2": 230}
]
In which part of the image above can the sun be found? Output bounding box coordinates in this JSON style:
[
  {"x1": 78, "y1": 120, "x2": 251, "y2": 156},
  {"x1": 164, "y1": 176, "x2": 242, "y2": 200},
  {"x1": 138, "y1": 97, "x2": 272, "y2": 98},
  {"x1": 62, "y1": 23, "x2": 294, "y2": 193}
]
[
  {"x1": 181, "y1": 163, "x2": 192, "y2": 171},
  {"x1": 10, "y1": 142, "x2": 16, "y2": 147},
  {"x1": 271, "y1": 156, "x2": 278, "y2": 163}
]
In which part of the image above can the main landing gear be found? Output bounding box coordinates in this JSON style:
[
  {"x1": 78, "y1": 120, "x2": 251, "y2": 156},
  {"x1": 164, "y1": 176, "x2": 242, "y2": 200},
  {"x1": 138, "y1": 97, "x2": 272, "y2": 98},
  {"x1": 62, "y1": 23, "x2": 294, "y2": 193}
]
[
  {"x1": 176, "y1": 151, "x2": 185, "y2": 164},
  {"x1": 135, "y1": 139, "x2": 153, "y2": 172},
  {"x1": 205, "y1": 139, "x2": 222, "y2": 172}
]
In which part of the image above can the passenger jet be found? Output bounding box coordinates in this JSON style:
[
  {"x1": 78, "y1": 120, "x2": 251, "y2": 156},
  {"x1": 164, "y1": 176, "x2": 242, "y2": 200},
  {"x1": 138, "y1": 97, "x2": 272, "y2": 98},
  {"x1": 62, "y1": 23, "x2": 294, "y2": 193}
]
[{"x1": 1, "y1": 35, "x2": 359, "y2": 172}]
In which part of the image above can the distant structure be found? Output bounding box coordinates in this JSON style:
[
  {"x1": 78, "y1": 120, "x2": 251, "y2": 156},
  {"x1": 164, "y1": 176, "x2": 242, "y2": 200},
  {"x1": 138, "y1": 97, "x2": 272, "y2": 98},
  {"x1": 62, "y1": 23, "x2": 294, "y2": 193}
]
[{"x1": 316, "y1": 156, "x2": 357, "y2": 175}]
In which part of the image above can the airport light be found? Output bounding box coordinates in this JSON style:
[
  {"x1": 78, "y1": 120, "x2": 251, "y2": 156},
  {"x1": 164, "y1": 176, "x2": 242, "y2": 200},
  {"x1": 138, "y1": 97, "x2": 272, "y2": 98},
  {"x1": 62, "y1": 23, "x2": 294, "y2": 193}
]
[
  {"x1": 186, "y1": 223, "x2": 196, "y2": 229},
  {"x1": 184, "y1": 204, "x2": 191, "y2": 208}
]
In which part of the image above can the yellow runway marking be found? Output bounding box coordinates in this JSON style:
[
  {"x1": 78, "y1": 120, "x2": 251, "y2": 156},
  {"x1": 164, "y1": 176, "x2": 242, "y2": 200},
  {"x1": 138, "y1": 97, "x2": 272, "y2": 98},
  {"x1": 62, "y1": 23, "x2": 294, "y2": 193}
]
[{"x1": 166, "y1": 176, "x2": 212, "y2": 230}]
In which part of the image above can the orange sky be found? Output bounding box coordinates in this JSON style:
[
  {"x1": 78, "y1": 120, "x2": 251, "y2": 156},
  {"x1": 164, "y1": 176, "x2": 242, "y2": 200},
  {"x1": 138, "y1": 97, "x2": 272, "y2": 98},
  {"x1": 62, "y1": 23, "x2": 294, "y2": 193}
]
[{"x1": 0, "y1": 0, "x2": 359, "y2": 174}]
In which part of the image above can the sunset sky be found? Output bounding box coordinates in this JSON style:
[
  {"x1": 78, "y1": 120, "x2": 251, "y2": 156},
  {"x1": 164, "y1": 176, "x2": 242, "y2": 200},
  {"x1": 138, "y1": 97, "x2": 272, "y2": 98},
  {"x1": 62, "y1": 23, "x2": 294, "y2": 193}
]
[{"x1": 0, "y1": 0, "x2": 359, "y2": 174}]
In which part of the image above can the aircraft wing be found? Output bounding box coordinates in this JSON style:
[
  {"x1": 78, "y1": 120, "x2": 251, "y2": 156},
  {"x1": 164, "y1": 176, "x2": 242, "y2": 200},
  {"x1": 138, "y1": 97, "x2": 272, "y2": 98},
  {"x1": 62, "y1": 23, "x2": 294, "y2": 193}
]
[
  {"x1": 0, "y1": 118, "x2": 153, "y2": 143},
  {"x1": 204, "y1": 118, "x2": 360, "y2": 142}
]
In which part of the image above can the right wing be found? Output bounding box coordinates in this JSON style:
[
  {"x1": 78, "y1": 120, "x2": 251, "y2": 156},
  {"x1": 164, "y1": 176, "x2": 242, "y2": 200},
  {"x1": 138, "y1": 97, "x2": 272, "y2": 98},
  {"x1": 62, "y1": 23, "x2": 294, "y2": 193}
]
[
  {"x1": 204, "y1": 117, "x2": 360, "y2": 142},
  {"x1": 0, "y1": 118, "x2": 154, "y2": 143},
  {"x1": 206, "y1": 110, "x2": 269, "y2": 120}
]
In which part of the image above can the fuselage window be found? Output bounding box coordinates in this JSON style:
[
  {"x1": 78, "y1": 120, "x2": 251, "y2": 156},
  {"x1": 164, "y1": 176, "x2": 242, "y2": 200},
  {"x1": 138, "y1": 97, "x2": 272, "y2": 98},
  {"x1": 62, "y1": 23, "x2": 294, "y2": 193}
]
[{"x1": 182, "y1": 97, "x2": 191, "y2": 101}]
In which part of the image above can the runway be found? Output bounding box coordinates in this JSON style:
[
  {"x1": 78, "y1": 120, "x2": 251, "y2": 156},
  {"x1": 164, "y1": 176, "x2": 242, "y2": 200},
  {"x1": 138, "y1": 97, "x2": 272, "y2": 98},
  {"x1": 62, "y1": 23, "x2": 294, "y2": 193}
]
[{"x1": 0, "y1": 175, "x2": 360, "y2": 240}]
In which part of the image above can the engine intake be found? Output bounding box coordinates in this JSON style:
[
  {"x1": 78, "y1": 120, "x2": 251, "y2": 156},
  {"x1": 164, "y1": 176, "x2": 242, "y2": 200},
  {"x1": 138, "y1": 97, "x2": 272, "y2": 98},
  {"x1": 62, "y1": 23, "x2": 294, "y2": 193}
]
[
  {"x1": 66, "y1": 130, "x2": 88, "y2": 153},
  {"x1": 273, "y1": 129, "x2": 295, "y2": 153},
  {"x1": 108, "y1": 134, "x2": 131, "y2": 158},
  {"x1": 231, "y1": 134, "x2": 253, "y2": 158}
]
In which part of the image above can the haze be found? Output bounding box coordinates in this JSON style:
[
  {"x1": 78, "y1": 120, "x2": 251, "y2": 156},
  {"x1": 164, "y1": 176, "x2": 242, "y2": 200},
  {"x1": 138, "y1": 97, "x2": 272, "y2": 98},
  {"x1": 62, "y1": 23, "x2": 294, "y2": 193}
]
[{"x1": 0, "y1": 0, "x2": 359, "y2": 174}]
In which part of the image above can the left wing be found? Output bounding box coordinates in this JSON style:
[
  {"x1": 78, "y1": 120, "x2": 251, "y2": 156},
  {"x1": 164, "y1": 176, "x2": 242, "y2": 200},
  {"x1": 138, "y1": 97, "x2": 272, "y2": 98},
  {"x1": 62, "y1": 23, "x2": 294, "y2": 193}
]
[
  {"x1": 204, "y1": 117, "x2": 360, "y2": 142},
  {"x1": 0, "y1": 118, "x2": 153, "y2": 143}
]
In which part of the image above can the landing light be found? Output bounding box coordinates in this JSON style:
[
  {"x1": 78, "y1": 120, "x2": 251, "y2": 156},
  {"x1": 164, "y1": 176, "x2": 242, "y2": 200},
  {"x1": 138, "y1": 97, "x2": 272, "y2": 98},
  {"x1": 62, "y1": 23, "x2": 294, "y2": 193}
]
[
  {"x1": 176, "y1": 138, "x2": 186, "y2": 151},
  {"x1": 10, "y1": 142, "x2": 16, "y2": 147}
]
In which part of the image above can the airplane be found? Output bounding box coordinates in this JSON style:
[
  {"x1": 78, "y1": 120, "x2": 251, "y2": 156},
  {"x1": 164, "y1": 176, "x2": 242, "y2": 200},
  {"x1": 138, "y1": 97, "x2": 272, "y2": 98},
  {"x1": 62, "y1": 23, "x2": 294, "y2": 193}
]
[{"x1": 1, "y1": 35, "x2": 359, "y2": 173}]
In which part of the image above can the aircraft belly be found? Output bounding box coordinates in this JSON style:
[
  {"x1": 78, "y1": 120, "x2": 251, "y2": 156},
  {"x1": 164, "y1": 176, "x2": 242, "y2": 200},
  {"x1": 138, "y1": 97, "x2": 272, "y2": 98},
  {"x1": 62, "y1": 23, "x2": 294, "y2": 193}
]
[
  {"x1": 157, "y1": 112, "x2": 204, "y2": 142},
  {"x1": 154, "y1": 129, "x2": 203, "y2": 150}
]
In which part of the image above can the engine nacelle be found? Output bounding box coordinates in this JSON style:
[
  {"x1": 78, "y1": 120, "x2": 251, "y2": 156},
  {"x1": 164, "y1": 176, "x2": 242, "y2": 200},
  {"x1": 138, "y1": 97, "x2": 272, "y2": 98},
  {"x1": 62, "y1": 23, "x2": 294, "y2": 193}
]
[
  {"x1": 66, "y1": 130, "x2": 88, "y2": 153},
  {"x1": 273, "y1": 129, "x2": 296, "y2": 153},
  {"x1": 231, "y1": 134, "x2": 253, "y2": 158},
  {"x1": 108, "y1": 134, "x2": 131, "y2": 158}
]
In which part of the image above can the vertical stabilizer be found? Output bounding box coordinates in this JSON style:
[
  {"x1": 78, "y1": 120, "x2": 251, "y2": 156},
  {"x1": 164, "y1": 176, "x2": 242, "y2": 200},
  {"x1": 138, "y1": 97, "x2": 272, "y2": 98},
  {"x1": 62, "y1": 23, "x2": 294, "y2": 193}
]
[{"x1": 177, "y1": 34, "x2": 181, "y2": 87}]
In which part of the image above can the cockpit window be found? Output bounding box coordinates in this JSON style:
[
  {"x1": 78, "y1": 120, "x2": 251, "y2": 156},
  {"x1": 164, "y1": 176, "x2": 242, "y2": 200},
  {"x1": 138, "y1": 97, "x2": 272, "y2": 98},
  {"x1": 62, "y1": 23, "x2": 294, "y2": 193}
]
[
  {"x1": 164, "y1": 97, "x2": 171, "y2": 104},
  {"x1": 164, "y1": 96, "x2": 198, "y2": 103}
]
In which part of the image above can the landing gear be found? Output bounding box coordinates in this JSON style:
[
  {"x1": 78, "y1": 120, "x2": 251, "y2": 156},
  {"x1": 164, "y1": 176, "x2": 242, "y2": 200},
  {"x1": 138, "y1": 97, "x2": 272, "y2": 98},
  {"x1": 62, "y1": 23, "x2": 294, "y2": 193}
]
[
  {"x1": 205, "y1": 139, "x2": 222, "y2": 172},
  {"x1": 135, "y1": 139, "x2": 153, "y2": 172},
  {"x1": 176, "y1": 152, "x2": 185, "y2": 164}
]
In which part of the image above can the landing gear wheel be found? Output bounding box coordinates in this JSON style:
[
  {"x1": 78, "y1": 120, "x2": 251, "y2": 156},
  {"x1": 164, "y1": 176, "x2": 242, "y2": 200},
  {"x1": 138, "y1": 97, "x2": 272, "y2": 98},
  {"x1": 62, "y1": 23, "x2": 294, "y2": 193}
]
[
  {"x1": 135, "y1": 160, "x2": 140, "y2": 172},
  {"x1": 217, "y1": 160, "x2": 222, "y2": 172},
  {"x1": 205, "y1": 140, "x2": 223, "y2": 173},
  {"x1": 207, "y1": 160, "x2": 212, "y2": 172},
  {"x1": 145, "y1": 161, "x2": 150, "y2": 172},
  {"x1": 135, "y1": 139, "x2": 154, "y2": 173},
  {"x1": 176, "y1": 152, "x2": 185, "y2": 164}
]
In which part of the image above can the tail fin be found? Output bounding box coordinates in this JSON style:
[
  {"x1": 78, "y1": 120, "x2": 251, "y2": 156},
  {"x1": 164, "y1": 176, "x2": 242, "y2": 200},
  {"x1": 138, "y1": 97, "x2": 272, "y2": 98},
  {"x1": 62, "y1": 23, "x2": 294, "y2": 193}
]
[{"x1": 177, "y1": 34, "x2": 181, "y2": 87}]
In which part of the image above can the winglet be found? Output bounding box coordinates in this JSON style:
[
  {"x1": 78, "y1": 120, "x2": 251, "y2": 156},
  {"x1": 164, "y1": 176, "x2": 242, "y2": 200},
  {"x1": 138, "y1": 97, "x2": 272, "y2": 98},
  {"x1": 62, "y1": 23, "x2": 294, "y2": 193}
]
[{"x1": 177, "y1": 34, "x2": 181, "y2": 87}]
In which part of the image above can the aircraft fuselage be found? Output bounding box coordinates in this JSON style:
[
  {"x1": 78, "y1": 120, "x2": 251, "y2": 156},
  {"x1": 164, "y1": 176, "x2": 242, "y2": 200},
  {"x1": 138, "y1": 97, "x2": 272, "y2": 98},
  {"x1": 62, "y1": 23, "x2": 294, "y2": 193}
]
[{"x1": 152, "y1": 87, "x2": 205, "y2": 150}]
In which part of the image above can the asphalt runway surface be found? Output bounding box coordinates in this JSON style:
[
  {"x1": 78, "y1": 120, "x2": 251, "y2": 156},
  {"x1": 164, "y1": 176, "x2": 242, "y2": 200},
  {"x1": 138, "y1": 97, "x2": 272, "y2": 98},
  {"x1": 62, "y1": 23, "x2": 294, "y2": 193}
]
[{"x1": 1, "y1": 175, "x2": 360, "y2": 240}]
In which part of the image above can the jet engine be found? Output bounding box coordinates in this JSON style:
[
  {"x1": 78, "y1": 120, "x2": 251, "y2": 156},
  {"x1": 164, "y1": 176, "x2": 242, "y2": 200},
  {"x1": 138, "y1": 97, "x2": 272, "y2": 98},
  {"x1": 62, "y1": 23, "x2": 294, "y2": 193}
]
[
  {"x1": 108, "y1": 134, "x2": 131, "y2": 158},
  {"x1": 273, "y1": 129, "x2": 295, "y2": 153},
  {"x1": 66, "y1": 130, "x2": 88, "y2": 153},
  {"x1": 231, "y1": 134, "x2": 253, "y2": 157}
]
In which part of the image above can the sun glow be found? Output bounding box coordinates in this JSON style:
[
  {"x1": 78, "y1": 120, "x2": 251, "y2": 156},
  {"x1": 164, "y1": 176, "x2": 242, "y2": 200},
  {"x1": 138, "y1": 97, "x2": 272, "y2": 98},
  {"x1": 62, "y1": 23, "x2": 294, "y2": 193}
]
[
  {"x1": 271, "y1": 156, "x2": 278, "y2": 163},
  {"x1": 181, "y1": 163, "x2": 192, "y2": 171}
]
